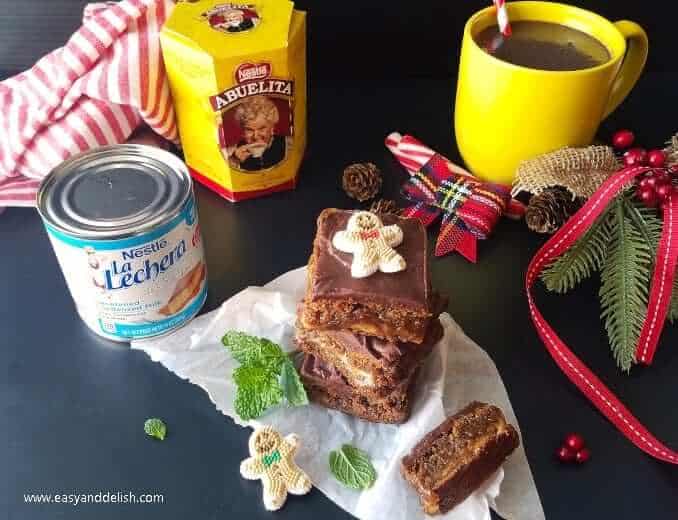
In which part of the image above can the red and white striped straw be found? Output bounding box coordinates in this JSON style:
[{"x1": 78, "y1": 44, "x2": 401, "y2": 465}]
[
  {"x1": 493, "y1": 0, "x2": 512, "y2": 37},
  {"x1": 385, "y1": 132, "x2": 435, "y2": 175}
]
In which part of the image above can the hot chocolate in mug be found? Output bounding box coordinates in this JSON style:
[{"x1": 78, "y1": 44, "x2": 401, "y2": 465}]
[{"x1": 454, "y1": 1, "x2": 648, "y2": 185}]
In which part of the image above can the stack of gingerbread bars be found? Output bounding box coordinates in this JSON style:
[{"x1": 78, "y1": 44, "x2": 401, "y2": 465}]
[{"x1": 296, "y1": 208, "x2": 446, "y2": 424}]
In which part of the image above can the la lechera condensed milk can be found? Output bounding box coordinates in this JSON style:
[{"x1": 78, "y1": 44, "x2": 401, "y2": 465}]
[{"x1": 37, "y1": 145, "x2": 207, "y2": 342}]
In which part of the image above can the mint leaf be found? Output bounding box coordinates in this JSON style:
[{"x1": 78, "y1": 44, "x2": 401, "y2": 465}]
[
  {"x1": 233, "y1": 365, "x2": 283, "y2": 420},
  {"x1": 222, "y1": 330, "x2": 285, "y2": 370},
  {"x1": 223, "y1": 331, "x2": 309, "y2": 421},
  {"x1": 233, "y1": 364, "x2": 278, "y2": 387},
  {"x1": 329, "y1": 444, "x2": 377, "y2": 490},
  {"x1": 144, "y1": 418, "x2": 167, "y2": 441},
  {"x1": 279, "y1": 358, "x2": 309, "y2": 407}
]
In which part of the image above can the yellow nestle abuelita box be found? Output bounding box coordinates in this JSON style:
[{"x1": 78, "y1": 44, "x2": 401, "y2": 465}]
[{"x1": 160, "y1": 0, "x2": 306, "y2": 201}]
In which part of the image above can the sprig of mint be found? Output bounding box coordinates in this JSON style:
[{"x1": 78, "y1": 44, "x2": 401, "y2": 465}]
[
  {"x1": 279, "y1": 357, "x2": 309, "y2": 407},
  {"x1": 222, "y1": 331, "x2": 308, "y2": 421},
  {"x1": 232, "y1": 365, "x2": 284, "y2": 420},
  {"x1": 329, "y1": 444, "x2": 377, "y2": 490},
  {"x1": 223, "y1": 331, "x2": 286, "y2": 368},
  {"x1": 144, "y1": 418, "x2": 167, "y2": 440}
]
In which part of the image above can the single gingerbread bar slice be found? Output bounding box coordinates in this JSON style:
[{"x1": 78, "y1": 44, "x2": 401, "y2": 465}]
[
  {"x1": 299, "y1": 354, "x2": 419, "y2": 424},
  {"x1": 401, "y1": 402, "x2": 520, "y2": 515},
  {"x1": 300, "y1": 208, "x2": 433, "y2": 343},
  {"x1": 295, "y1": 318, "x2": 443, "y2": 396}
]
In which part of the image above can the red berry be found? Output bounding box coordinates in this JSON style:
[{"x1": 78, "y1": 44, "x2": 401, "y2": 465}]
[
  {"x1": 556, "y1": 445, "x2": 576, "y2": 463},
  {"x1": 564, "y1": 433, "x2": 586, "y2": 452},
  {"x1": 638, "y1": 177, "x2": 651, "y2": 189},
  {"x1": 656, "y1": 183, "x2": 672, "y2": 201},
  {"x1": 575, "y1": 448, "x2": 591, "y2": 464},
  {"x1": 638, "y1": 187, "x2": 658, "y2": 207},
  {"x1": 654, "y1": 170, "x2": 671, "y2": 185},
  {"x1": 644, "y1": 175, "x2": 658, "y2": 189},
  {"x1": 647, "y1": 149, "x2": 667, "y2": 168},
  {"x1": 624, "y1": 148, "x2": 648, "y2": 166},
  {"x1": 612, "y1": 129, "x2": 635, "y2": 149}
]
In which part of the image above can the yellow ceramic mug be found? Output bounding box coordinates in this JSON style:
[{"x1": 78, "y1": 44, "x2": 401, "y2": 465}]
[{"x1": 454, "y1": 1, "x2": 648, "y2": 185}]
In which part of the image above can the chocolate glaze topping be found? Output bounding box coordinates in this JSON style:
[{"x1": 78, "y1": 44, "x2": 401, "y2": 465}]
[{"x1": 310, "y1": 209, "x2": 429, "y2": 310}]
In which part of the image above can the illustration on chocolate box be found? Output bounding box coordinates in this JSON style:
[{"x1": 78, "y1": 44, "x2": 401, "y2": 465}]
[
  {"x1": 202, "y1": 3, "x2": 261, "y2": 34},
  {"x1": 213, "y1": 66, "x2": 294, "y2": 173}
]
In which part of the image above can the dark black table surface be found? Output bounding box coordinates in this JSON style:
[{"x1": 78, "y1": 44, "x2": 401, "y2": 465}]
[{"x1": 2, "y1": 2, "x2": 678, "y2": 520}]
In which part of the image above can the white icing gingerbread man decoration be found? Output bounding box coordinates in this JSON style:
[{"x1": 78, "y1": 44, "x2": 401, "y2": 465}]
[
  {"x1": 240, "y1": 426, "x2": 312, "y2": 511},
  {"x1": 332, "y1": 211, "x2": 406, "y2": 278}
]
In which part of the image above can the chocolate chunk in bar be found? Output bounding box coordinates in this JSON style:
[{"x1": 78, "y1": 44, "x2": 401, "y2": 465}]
[
  {"x1": 401, "y1": 402, "x2": 520, "y2": 515},
  {"x1": 300, "y1": 208, "x2": 436, "y2": 343},
  {"x1": 299, "y1": 353, "x2": 419, "y2": 424},
  {"x1": 295, "y1": 318, "x2": 443, "y2": 396}
]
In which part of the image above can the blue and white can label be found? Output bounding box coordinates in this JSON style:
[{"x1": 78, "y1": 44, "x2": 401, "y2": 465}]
[{"x1": 44, "y1": 196, "x2": 207, "y2": 341}]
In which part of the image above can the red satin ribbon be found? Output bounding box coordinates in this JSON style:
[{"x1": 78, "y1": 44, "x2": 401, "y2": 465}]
[
  {"x1": 637, "y1": 190, "x2": 678, "y2": 364},
  {"x1": 526, "y1": 165, "x2": 678, "y2": 463}
]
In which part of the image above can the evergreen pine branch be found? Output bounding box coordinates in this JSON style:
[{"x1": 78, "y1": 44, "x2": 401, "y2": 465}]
[
  {"x1": 541, "y1": 203, "x2": 613, "y2": 293},
  {"x1": 623, "y1": 195, "x2": 662, "y2": 260},
  {"x1": 669, "y1": 279, "x2": 678, "y2": 324},
  {"x1": 624, "y1": 195, "x2": 678, "y2": 324},
  {"x1": 599, "y1": 197, "x2": 652, "y2": 371}
]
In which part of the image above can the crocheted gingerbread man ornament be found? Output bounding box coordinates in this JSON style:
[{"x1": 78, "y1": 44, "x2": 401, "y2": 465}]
[
  {"x1": 240, "y1": 426, "x2": 312, "y2": 511},
  {"x1": 332, "y1": 211, "x2": 406, "y2": 278}
]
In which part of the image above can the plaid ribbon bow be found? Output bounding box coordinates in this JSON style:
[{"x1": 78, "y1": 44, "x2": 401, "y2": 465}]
[
  {"x1": 400, "y1": 154, "x2": 512, "y2": 262},
  {"x1": 386, "y1": 132, "x2": 522, "y2": 262}
]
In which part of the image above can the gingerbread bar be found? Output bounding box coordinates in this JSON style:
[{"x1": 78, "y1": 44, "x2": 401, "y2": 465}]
[
  {"x1": 300, "y1": 209, "x2": 434, "y2": 343},
  {"x1": 401, "y1": 402, "x2": 519, "y2": 515},
  {"x1": 299, "y1": 354, "x2": 419, "y2": 424},
  {"x1": 295, "y1": 318, "x2": 443, "y2": 396}
]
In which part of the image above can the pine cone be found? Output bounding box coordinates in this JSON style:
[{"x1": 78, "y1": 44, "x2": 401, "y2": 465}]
[
  {"x1": 342, "y1": 163, "x2": 382, "y2": 201},
  {"x1": 525, "y1": 187, "x2": 583, "y2": 234},
  {"x1": 369, "y1": 198, "x2": 399, "y2": 215}
]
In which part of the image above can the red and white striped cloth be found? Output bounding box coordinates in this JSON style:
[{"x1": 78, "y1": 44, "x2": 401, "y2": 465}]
[{"x1": 0, "y1": 0, "x2": 177, "y2": 207}]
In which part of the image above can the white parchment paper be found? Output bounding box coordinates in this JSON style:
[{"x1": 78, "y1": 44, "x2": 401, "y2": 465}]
[{"x1": 132, "y1": 267, "x2": 544, "y2": 520}]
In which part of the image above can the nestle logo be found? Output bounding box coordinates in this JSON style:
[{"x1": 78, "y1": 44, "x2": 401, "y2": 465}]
[{"x1": 236, "y1": 63, "x2": 271, "y2": 83}]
